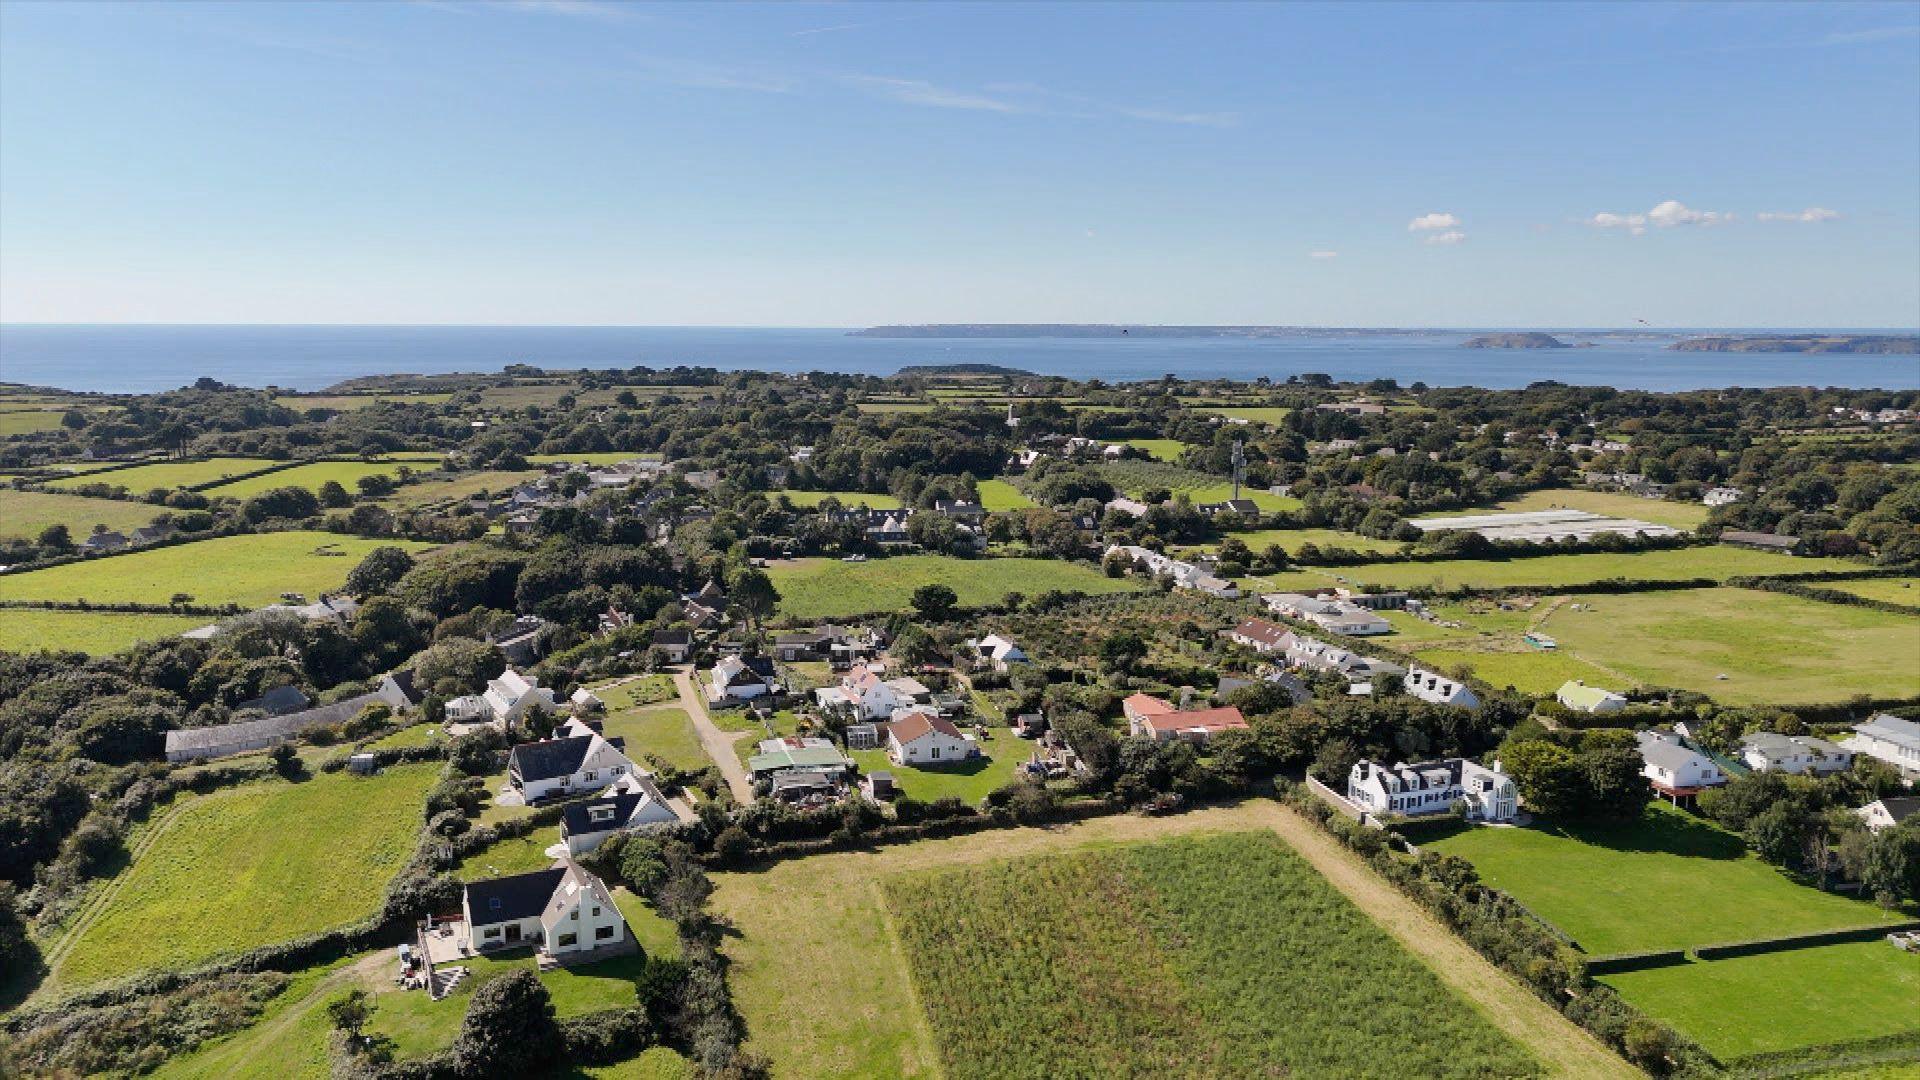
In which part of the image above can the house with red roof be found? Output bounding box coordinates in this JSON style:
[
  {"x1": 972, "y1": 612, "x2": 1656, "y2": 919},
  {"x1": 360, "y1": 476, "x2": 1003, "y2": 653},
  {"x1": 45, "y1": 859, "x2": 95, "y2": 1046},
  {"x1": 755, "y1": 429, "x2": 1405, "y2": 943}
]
[
  {"x1": 1123, "y1": 693, "x2": 1249, "y2": 744},
  {"x1": 886, "y1": 710, "x2": 975, "y2": 766}
]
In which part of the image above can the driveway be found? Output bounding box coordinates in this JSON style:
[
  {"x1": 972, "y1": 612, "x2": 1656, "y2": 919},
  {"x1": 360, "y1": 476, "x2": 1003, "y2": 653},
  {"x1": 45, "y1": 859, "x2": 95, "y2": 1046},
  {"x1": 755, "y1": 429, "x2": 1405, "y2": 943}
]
[{"x1": 672, "y1": 667, "x2": 755, "y2": 804}]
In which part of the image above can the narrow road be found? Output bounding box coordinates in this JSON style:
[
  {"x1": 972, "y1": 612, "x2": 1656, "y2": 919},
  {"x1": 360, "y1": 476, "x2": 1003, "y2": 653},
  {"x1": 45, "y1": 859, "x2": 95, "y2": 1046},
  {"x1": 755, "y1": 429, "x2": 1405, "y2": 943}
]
[{"x1": 671, "y1": 667, "x2": 754, "y2": 805}]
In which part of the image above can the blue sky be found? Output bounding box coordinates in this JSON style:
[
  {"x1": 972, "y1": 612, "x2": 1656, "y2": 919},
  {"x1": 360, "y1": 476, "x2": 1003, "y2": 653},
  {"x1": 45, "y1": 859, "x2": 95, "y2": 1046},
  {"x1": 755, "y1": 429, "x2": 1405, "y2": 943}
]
[{"x1": 2, "y1": 1, "x2": 1917, "y2": 327}]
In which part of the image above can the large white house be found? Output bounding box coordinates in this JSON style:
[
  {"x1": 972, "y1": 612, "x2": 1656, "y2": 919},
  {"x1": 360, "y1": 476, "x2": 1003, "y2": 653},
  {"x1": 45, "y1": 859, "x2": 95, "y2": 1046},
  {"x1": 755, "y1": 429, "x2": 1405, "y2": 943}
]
[
  {"x1": 559, "y1": 773, "x2": 685, "y2": 854},
  {"x1": 508, "y1": 731, "x2": 636, "y2": 803},
  {"x1": 814, "y1": 665, "x2": 930, "y2": 720},
  {"x1": 708, "y1": 656, "x2": 778, "y2": 702},
  {"x1": 1346, "y1": 758, "x2": 1518, "y2": 822},
  {"x1": 1403, "y1": 668, "x2": 1480, "y2": 709},
  {"x1": 1637, "y1": 731, "x2": 1728, "y2": 803},
  {"x1": 1844, "y1": 714, "x2": 1920, "y2": 780},
  {"x1": 1738, "y1": 732, "x2": 1853, "y2": 776},
  {"x1": 461, "y1": 859, "x2": 628, "y2": 960},
  {"x1": 445, "y1": 668, "x2": 559, "y2": 729},
  {"x1": 886, "y1": 711, "x2": 974, "y2": 766}
]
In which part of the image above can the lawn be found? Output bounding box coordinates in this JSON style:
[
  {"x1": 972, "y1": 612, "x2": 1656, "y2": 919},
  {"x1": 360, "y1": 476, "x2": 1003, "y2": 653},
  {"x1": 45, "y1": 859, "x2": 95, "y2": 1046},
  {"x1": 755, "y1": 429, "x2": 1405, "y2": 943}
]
[
  {"x1": 849, "y1": 729, "x2": 1026, "y2": 804},
  {"x1": 0, "y1": 608, "x2": 210, "y2": 656},
  {"x1": 46, "y1": 764, "x2": 439, "y2": 992},
  {"x1": 1335, "y1": 545, "x2": 1859, "y2": 592},
  {"x1": 0, "y1": 487, "x2": 162, "y2": 540},
  {"x1": 1600, "y1": 942, "x2": 1920, "y2": 1061},
  {"x1": 975, "y1": 478, "x2": 1035, "y2": 510},
  {"x1": 147, "y1": 958, "x2": 358, "y2": 1080},
  {"x1": 1437, "y1": 489, "x2": 1712, "y2": 531},
  {"x1": 453, "y1": 831, "x2": 559, "y2": 881},
  {"x1": 45, "y1": 457, "x2": 284, "y2": 492},
  {"x1": 369, "y1": 947, "x2": 654, "y2": 1061},
  {"x1": 1537, "y1": 587, "x2": 1920, "y2": 704},
  {"x1": 1828, "y1": 576, "x2": 1920, "y2": 606},
  {"x1": 602, "y1": 706, "x2": 708, "y2": 773},
  {"x1": 0, "y1": 531, "x2": 439, "y2": 607},
  {"x1": 776, "y1": 489, "x2": 904, "y2": 509},
  {"x1": 1187, "y1": 405, "x2": 1294, "y2": 424},
  {"x1": 1411, "y1": 646, "x2": 1626, "y2": 696},
  {"x1": 595, "y1": 675, "x2": 676, "y2": 709},
  {"x1": 1422, "y1": 803, "x2": 1902, "y2": 955},
  {"x1": 1121, "y1": 438, "x2": 1188, "y2": 462},
  {"x1": 203, "y1": 459, "x2": 436, "y2": 499},
  {"x1": 765, "y1": 555, "x2": 1140, "y2": 618},
  {"x1": 885, "y1": 830, "x2": 1538, "y2": 1080}
]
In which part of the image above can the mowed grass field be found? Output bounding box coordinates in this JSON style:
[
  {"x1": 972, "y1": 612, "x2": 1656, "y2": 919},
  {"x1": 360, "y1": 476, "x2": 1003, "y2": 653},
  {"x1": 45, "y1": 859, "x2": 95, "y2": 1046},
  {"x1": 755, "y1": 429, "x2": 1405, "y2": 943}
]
[
  {"x1": 777, "y1": 489, "x2": 904, "y2": 509},
  {"x1": 1337, "y1": 545, "x2": 1858, "y2": 591},
  {"x1": 0, "y1": 409, "x2": 71, "y2": 435},
  {"x1": 45, "y1": 456, "x2": 284, "y2": 492},
  {"x1": 0, "y1": 487, "x2": 161, "y2": 540},
  {"x1": 202, "y1": 459, "x2": 437, "y2": 498},
  {"x1": 1538, "y1": 587, "x2": 1920, "y2": 704},
  {"x1": 1412, "y1": 645, "x2": 1625, "y2": 696},
  {"x1": 766, "y1": 555, "x2": 1140, "y2": 618},
  {"x1": 1436, "y1": 488, "x2": 1712, "y2": 530},
  {"x1": 379, "y1": 468, "x2": 541, "y2": 508},
  {"x1": 0, "y1": 531, "x2": 439, "y2": 607},
  {"x1": 1121, "y1": 438, "x2": 1188, "y2": 462},
  {"x1": 1827, "y1": 575, "x2": 1920, "y2": 606},
  {"x1": 1422, "y1": 804, "x2": 1902, "y2": 955},
  {"x1": 46, "y1": 764, "x2": 439, "y2": 992},
  {"x1": 976, "y1": 478, "x2": 1035, "y2": 510},
  {"x1": 0, "y1": 608, "x2": 210, "y2": 655},
  {"x1": 1599, "y1": 942, "x2": 1920, "y2": 1061},
  {"x1": 886, "y1": 830, "x2": 1538, "y2": 1080}
]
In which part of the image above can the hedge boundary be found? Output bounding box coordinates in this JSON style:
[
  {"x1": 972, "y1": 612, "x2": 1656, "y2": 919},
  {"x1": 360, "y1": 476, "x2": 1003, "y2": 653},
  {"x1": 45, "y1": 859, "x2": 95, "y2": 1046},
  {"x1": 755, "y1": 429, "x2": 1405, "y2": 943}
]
[
  {"x1": 1582, "y1": 949, "x2": 1690, "y2": 975},
  {"x1": 1691, "y1": 920, "x2": 1920, "y2": 961}
]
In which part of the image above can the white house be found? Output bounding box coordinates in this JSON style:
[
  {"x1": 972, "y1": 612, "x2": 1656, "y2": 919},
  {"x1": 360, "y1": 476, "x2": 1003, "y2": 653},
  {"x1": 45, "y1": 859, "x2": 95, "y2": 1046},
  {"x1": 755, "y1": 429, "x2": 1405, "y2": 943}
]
[
  {"x1": 1738, "y1": 732, "x2": 1853, "y2": 776},
  {"x1": 445, "y1": 669, "x2": 558, "y2": 729},
  {"x1": 462, "y1": 859, "x2": 628, "y2": 960},
  {"x1": 1637, "y1": 731, "x2": 1727, "y2": 803},
  {"x1": 1702, "y1": 486, "x2": 1743, "y2": 507},
  {"x1": 1403, "y1": 668, "x2": 1480, "y2": 709},
  {"x1": 886, "y1": 711, "x2": 974, "y2": 766},
  {"x1": 1262, "y1": 592, "x2": 1392, "y2": 636},
  {"x1": 1856, "y1": 796, "x2": 1920, "y2": 833},
  {"x1": 1284, "y1": 633, "x2": 1404, "y2": 682},
  {"x1": 815, "y1": 665, "x2": 928, "y2": 720},
  {"x1": 969, "y1": 634, "x2": 1029, "y2": 672},
  {"x1": 1346, "y1": 758, "x2": 1518, "y2": 822},
  {"x1": 508, "y1": 731, "x2": 636, "y2": 802},
  {"x1": 708, "y1": 656, "x2": 778, "y2": 702},
  {"x1": 1843, "y1": 714, "x2": 1920, "y2": 780},
  {"x1": 1556, "y1": 680, "x2": 1628, "y2": 715},
  {"x1": 560, "y1": 774, "x2": 684, "y2": 854},
  {"x1": 650, "y1": 629, "x2": 692, "y2": 664},
  {"x1": 1228, "y1": 617, "x2": 1294, "y2": 655}
]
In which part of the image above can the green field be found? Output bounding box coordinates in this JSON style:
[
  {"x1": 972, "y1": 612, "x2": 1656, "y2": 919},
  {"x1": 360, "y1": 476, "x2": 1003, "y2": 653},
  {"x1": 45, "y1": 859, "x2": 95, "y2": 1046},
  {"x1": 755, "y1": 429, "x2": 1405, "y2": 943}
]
[
  {"x1": 0, "y1": 487, "x2": 162, "y2": 540},
  {"x1": 1187, "y1": 405, "x2": 1294, "y2": 424},
  {"x1": 1184, "y1": 527, "x2": 1407, "y2": 558},
  {"x1": 525, "y1": 451, "x2": 663, "y2": 465},
  {"x1": 975, "y1": 478, "x2": 1035, "y2": 511},
  {"x1": 380, "y1": 468, "x2": 541, "y2": 508},
  {"x1": 1423, "y1": 804, "x2": 1901, "y2": 955},
  {"x1": 1098, "y1": 459, "x2": 1303, "y2": 512},
  {"x1": 1600, "y1": 942, "x2": 1920, "y2": 1061},
  {"x1": 1827, "y1": 576, "x2": 1920, "y2": 606},
  {"x1": 1435, "y1": 488, "x2": 1712, "y2": 530},
  {"x1": 849, "y1": 729, "x2": 1025, "y2": 803},
  {"x1": 0, "y1": 608, "x2": 210, "y2": 655},
  {"x1": 0, "y1": 409, "x2": 69, "y2": 435},
  {"x1": 886, "y1": 830, "x2": 1537, "y2": 1079},
  {"x1": 0, "y1": 531, "x2": 439, "y2": 607},
  {"x1": 453, "y1": 830, "x2": 558, "y2": 881},
  {"x1": 46, "y1": 764, "x2": 439, "y2": 992},
  {"x1": 203, "y1": 459, "x2": 435, "y2": 499},
  {"x1": 765, "y1": 555, "x2": 1140, "y2": 618},
  {"x1": 1336, "y1": 545, "x2": 1858, "y2": 591},
  {"x1": 147, "y1": 959, "x2": 356, "y2": 1080},
  {"x1": 45, "y1": 457, "x2": 284, "y2": 492},
  {"x1": 1411, "y1": 645, "x2": 1625, "y2": 696},
  {"x1": 272, "y1": 393, "x2": 454, "y2": 411},
  {"x1": 1121, "y1": 438, "x2": 1188, "y2": 462},
  {"x1": 777, "y1": 489, "x2": 904, "y2": 509},
  {"x1": 603, "y1": 706, "x2": 707, "y2": 773},
  {"x1": 1537, "y1": 587, "x2": 1920, "y2": 704}
]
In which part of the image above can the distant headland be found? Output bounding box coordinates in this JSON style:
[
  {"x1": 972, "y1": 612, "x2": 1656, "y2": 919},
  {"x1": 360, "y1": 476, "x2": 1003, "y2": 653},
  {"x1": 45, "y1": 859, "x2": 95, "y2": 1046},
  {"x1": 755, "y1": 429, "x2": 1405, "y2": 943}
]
[
  {"x1": 850, "y1": 324, "x2": 1423, "y2": 339},
  {"x1": 1459, "y1": 333, "x2": 1572, "y2": 349},
  {"x1": 1669, "y1": 334, "x2": 1918, "y2": 355}
]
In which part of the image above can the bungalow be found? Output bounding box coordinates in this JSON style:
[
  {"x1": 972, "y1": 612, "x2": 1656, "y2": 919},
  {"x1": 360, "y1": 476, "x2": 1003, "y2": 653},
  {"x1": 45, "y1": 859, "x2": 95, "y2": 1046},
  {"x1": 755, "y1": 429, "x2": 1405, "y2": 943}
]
[
  {"x1": 1197, "y1": 498, "x2": 1262, "y2": 518},
  {"x1": 768, "y1": 769, "x2": 844, "y2": 804},
  {"x1": 1403, "y1": 668, "x2": 1480, "y2": 709},
  {"x1": 886, "y1": 711, "x2": 974, "y2": 766},
  {"x1": 747, "y1": 737, "x2": 854, "y2": 781},
  {"x1": 1346, "y1": 758, "x2": 1517, "y2": 822},
  {"x1": 560, "y1": 774, "x2": 684, "y2": 854},
  {"x1": 1123, "y1": 694, "x2": 1249, "y2": 744},
  {"x1": 1637, "y1": 731, "x2": 1728, "y2": 804},
  {"x1": 1556, "y1": 680, "x2": 1628, "y2": 715},
  {"x1": 1283, "y1": 633, "x2": 1404, "y2": 682},
  {"x1": 131, "y1": 523, "x2": 177, "y2": 545},
  {"x1": 772, "y1": 629, "x2": 833, "y2": 662},
  {"x1": 1719, "y1": 530, "x2": 1800, "y2": 555},
  {"x1": 1842, "y1": 714, "x2": 1920, "y2": 779},
  {"x1": 290, "y1": 594, "x2": 361, "y2": 624},
  {"x1": 650, "y1": 629, "x2": 692, "y2": 664},
  {"x1": 82, "y1": 530, "x2": 129, "y2": 553},
  {"x1": 708, "y1": 656, "x2": 777, "y2": 702},
  {"x1": 1104, "y1": 496, "x2": 1151, "y2": 519},
  {"x1": 508, "y1": 731, "x2": 636, "y2": 803},
  {"x1": 446, "y1": 668, "x2": 558, "y2": 729},
  {"x1": 461, "y1": 859, "x2": 627, "y2": 960},
  {"x1": 1263, "y1": 593, "x2": 1392, "y2": 636},
  {"x1": 1228, "y1": 617, "x2": 1293, "y2": 655},
  {"x1": 1738, "y1": 732, "x2": 1853, "y2": 776},
  {"x1": 1857, "y1": 796, "x2": 1920, "y2": 834},
  {"x1": 969, "y1": 634, "x2": 1029, "y2": 673},
  {"x1": 1190, "y1": 572, "x2": 1240, "y2": 599}
]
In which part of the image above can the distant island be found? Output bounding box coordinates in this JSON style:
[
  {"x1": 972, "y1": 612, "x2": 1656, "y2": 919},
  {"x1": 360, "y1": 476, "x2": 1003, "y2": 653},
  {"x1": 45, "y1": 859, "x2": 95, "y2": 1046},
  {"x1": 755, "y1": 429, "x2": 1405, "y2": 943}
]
[
  {"x1": 1459, "y1": 333, "x2": 1572, "y2": 350},
  {"x1": 1670, "y1": 334, "x2": 1919, "y2": 355},
  {"x1": 852, "y1": 324, "x2": 1429, "y2": 339},
  {"x1": 895, "y1": 363, "x2": 1036, "y2": 376}
]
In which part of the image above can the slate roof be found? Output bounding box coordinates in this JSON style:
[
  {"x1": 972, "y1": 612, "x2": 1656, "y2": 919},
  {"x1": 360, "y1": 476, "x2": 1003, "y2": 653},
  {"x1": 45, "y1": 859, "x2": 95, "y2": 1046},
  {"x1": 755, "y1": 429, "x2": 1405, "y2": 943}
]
[
  {"x1": 237, "y1": 684, "x2": 312, "y2": 716},
  {"x1": 509, "y1": 734, "x2": 597, "y2": 783},
  {"x1": 163, "y1": 691, "x2": 386, "y2": 757},
  {"x1": 466, "y1": 866, "x2": 566, "y2": 925}
]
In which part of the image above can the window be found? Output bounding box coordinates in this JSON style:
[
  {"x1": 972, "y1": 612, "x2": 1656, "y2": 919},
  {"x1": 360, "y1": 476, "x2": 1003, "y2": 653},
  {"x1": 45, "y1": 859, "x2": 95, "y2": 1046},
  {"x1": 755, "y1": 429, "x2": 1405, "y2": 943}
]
[
  {"x1": 584, "y1": 770, "x2": 597, "y2": 782},
  {"x1": 931, "y1": 747, "x2": 940, "y2": 760},
  {"x1": 591, "y1": 906, "x2": 601, "y2": 916},
  {"x1": 489, "y1": 898, "x2": 502, "y2": 911},
  {"x1": 484, "y1": 927, "x2": 501, "y2": 939},
  {"x1": 595, "y1": 926, "x2": 615, "y2": 940},
  {"x1": 571, "y1": 909, "x2": 579, "y2": 920},
  {"x1": 557, "y1": 933, "x2": 577, "y2": 947}
]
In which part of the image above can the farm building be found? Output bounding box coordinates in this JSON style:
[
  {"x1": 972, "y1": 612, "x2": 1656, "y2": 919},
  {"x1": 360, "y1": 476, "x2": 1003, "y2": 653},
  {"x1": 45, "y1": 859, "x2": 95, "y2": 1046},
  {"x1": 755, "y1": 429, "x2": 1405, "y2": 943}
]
[
  {"x1": 163, "y1": 678, "x2": 415, "y2": 762},
  {"x1": 1718, "y1": 530, "x2": 1800, "y2": 554}
]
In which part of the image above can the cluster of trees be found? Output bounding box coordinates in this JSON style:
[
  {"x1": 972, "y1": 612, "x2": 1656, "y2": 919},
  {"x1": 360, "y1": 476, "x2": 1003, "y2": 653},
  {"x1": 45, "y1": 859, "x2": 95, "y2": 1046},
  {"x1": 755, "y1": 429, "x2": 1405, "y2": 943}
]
[
  {"x1": 1700, "y1": 767, "x2": 1920, "y2": 904},
  {"x1": 1495, "y1": 733, "x2": 1652, "y2": 821}
]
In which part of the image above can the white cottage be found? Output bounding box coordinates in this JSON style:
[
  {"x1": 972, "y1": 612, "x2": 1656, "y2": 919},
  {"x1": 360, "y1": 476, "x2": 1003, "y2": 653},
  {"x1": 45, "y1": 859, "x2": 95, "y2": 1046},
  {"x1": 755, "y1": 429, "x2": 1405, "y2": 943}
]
[
  {"x1": 462, "y1": 859, "x2": 627, "y2": 960},
  {"x1": 508, "y1": 732, "x2": 636, "y2": 803}
]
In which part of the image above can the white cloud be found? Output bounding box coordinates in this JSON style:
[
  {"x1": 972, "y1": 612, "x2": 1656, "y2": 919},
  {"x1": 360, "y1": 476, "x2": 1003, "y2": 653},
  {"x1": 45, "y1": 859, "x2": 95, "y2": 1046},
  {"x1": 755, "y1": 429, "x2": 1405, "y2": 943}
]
[
  {"x1": 1309, "y1": 250, "x2": 1339, "y2": 260},
  {"x1": 840, "y1": 75, "x2": 1020, "y2": 113},
  {"x1": 1587, "y1": 199, "x2": 1732, "y2": 236},
  {"x1": 1424, "y1": 231, "x2": 1466, "y2": 246},
  {"x1": 1588, "y1": 211, "x2": 1649, "y2": 236},
  {"x1": 1757, "y1": 207, "x2": 1841, "y2": 223},
  {"x1": 1114, "y1": 106, "x2": 1239, "y2": 128},
  {"x1": 1407, "y1": 212, "x2": 1460, "y2": 232}
]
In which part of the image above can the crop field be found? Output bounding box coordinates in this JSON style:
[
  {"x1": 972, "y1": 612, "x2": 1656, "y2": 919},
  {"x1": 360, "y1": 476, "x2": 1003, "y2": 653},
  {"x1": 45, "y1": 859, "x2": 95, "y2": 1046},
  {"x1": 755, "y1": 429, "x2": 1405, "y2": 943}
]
[
  {"x1": 777, "y1": 489, "x2": 905, "y2": 509},
  {"x1": 1183, "y1": 527, "x2": 1407, "y2": 557},
  {"x1": 44, "y1": 456, "x2": 284, "y2": 492},
  {"x1": 1536, "y1": 587, "x2": 1920, "y2": 704},
  {"x1": 202, "y1": 459, "x2": 435, "y2": 498},
  {"x1": 0, "y1": 531, "x2": 440, "y2": 607},
  {"x1": 1336, "y1": 545, "x2": 1858, "y2": 591},
  {"x1": 848, "y1": 729, "x2": 1025, "y2": 803},
  {"x1": 1435, "y1": 489, "x2": 1712, "y2": 531},
  {"x1": 886, "y1": 830, "x2": 1538, "y2": 1080},
  {"x1": 975, "y1": 478, "x2": 1035, "y2": 510},
  {"x1": 0, "y1": 487, "x2": 161, "y2": 540},
  {"x1": 1599, "y1": 942, "x2": 1920, "y2": 1061},
  {"x1": 44, "y1": 764, "x2": 439, "y2": 993},
  {"x1": 1826, "y1": 576, "x2": 1920, "y2": 606},
  {"x1": 1422, "y1": 804, "x2": 1900, "y2": 955},
  {"x1": 1121, "y1": 438, "x2": 1188, "y2": 462},
  {"x1": 765, "y1": 555, "x2": 1140, "y2": 618},
  {"x1": 0, "y1": 608, "x2": 210, "y2": 655}
]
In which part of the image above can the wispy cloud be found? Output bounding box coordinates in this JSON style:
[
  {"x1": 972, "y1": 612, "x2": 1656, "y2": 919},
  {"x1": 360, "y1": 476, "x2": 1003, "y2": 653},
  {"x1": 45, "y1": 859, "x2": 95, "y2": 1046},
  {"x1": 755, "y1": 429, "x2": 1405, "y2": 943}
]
[
  {"x1": 1757, "y1": 206, "x2": 1841, "y2": 223},
  {"x1": 628, "y1": 56, "x2": 796, "y2": 94},
  {"x1": 1820, "y1": 24, "x2": 1920, "y2": 46},
  {"x1": 1309, "y1": 250, "x2": 1339, "y2": 260},
  {"x1": 840, "y1": 75, "x2": 1021, "y2": 113},
  {"x1": 1407, "y1": 212, "x2": 1460, "y2": 232},
  {"x1": 1423, "y1": 230, "x2": 1466, "y2": 246},
  {"x1": 488, "y1": 0, "x2": 634, "y2": 18},
  {"x1": 1113, "y1": 106, "x2": 1239, "y2": 128},
  {"x1": 1587, "y1": 199, "x2": 1732, "y2": 235}
]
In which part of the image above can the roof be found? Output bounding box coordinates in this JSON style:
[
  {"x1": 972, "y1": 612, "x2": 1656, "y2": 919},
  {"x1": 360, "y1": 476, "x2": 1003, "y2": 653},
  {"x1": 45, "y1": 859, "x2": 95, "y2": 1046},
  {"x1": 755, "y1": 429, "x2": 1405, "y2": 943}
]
[
  {"x1": 465, "y1": 866, "x2": 566, "y2": 925},
  {"x1": 239, "y1": 684, "x2": 312, "y2": 715},
  {"x1": 1556, "y1": 680, "x2": 1624, "y2": 709},
  {"x1": 1124, "y1": 693, "x2": 1176, "y2": 716},
  {"x1": 1856, "y1": 713, "x2": 1920, "y2": 749},
  {"x1": 888, "y1": 711, "x2": 963, "y2": 745},
  {"x1": 1868, "y1": 796, "x2": 1920, "y2": 825},
  {"x1": 652, "y1": 628, "x2": 691, "y2": 645},
  {"x1": 509, "y1": 734, "x2": 598, "y2": 783},
  {"x1": 1231, "y1": 618, "x2": 1291, "y2": 648},
  {"x1": 748, "y1": 745, "x2": 852, "y2": 775},
  {"x1": 163, "y1": 691, "x2": 386, "y2": 756},
  {"x1": 1720, "y1": 530, "x2": 1798, "y2": 550},
  {"x1": 769, "y1": 769, "x2": 840, "y2": 793},
  {"x1": 1137, "y1": 705, "x2": 1248, "y2": 737},
  {"x1": 1637, "y1": 732, "x2": 1708, "y2": 772}
]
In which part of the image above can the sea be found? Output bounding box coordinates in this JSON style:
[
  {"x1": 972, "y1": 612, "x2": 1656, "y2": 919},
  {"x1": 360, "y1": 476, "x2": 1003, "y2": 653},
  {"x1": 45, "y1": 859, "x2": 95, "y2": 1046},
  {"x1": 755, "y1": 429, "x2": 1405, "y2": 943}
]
[{"x1": 1, "y1": 324, "x2": 1916, "y2": 394}]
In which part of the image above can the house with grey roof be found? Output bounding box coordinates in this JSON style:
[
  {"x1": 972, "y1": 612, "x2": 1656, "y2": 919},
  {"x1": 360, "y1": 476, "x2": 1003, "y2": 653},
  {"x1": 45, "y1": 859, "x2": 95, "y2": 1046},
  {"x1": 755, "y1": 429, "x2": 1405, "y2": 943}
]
[
  {"x1": 1637, "y1": 731, "x2": 1728, "y2": 804},
  {"x1": 460, "y1": 859, "x2": 629, "y2": 964},
  {"x1": 508, "y1": 731, "x2": 635, "y2": 803},
  {"x1": 560, "y1": 773, "x2": 685, "y2": 854},
  {"x1": 1844, "y1": 714, "x2": 1920, "y2": 780},
  {"x1": 1738, "y1": 732, "x2": 1852, "y2": 776}
]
